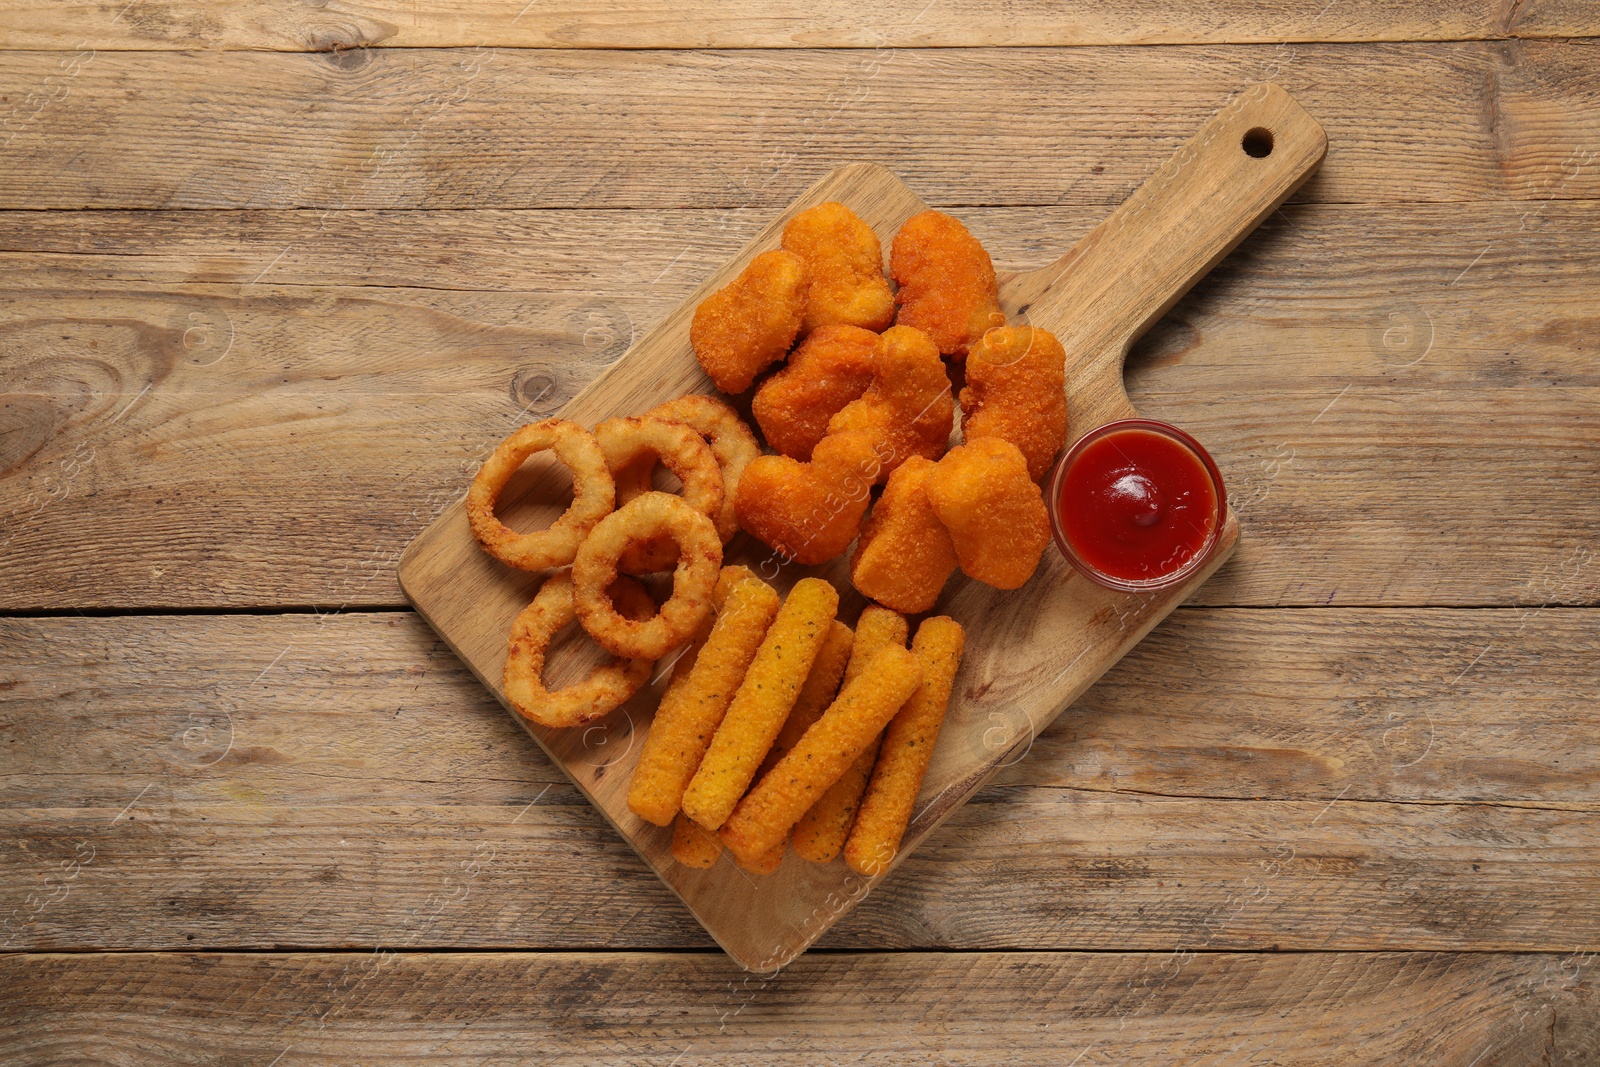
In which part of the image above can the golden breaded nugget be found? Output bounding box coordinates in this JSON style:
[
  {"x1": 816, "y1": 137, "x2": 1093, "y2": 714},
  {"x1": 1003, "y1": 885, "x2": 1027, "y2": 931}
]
[
  {"x1": 681, "y1": 577, "x2": 840, "y2": 830},
  {"x1": 961, "y1": 326, "x2": 1068, "y2": 482},
  {"x1": 756, "y1": 619, "x2": 853, "y2": 782},
  {"x1": 844, "y1": 616, "x2": 965, "y2": 876},
  {"x1": 827, "y1": 325, "x2": 954, "y2": 484},
  {"x1": 890, "y1": 210, "x2": 1005, "y2": 359},
  {"x1": 850, "y1": 456, "x2": 959, "y2": 614},
  {"x1": 721, "y1": 645, "x2": 923, "y2": 867},
  {"x1": 925, "y1": 437, "x2": 1050, "y2": 590},
  {"x1": 781, "y1": 202, "x2": 895, "y2": 334},
  {"x1": 626, "y1": 575, "x2": 781, "y2": 826},
  {"x1": 734, "y1": 429, "x2": 882, "y2": 566},
  {"x1": 752, "y1": 324, "x2": 878, "y2": 461},
  {"x1": 791, "y1": 606, "x2": 908, "y2": 863},
  {"x1": 671, "y1": 812, "x2": 722, "y2": 868},
  {"x1": 690, "y1": 249, "x2": 808, "y2": 394}
]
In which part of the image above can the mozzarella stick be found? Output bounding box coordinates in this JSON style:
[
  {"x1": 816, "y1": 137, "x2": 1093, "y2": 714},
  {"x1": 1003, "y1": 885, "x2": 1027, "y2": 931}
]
[
  {"x1": 733, "y1": 839, "x2": 787, "y2": 876},
  {"x1": 626, "y1": 575, "x2": 781, "y2": 826},
  {"x1": 681, "y1": 577, "x2": 840, "y2": 830},
  {"x1": 671, "y1": 812, "x2": 722, "y2": 868},
  {"x1": 755, "y1": 620, "x2": 853, "y2": 783},
  {"x1": 792, "y1": 606, "x2": 907, "y2": 862},
  {"x1": 843, "y1": 616, "x2": 966, "y2": 875},
  {"x1": 661, "y1": 563, "x2": 762, "y2": 688},
  {"x1": 721, "y1": 645, "x2": 923, "y2": 867}
]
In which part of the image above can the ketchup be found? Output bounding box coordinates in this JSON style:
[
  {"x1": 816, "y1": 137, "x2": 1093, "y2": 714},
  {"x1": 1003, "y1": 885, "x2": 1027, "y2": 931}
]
[{"x1": 1053, "y1": 422, "x2": 1222, "y2": 586}]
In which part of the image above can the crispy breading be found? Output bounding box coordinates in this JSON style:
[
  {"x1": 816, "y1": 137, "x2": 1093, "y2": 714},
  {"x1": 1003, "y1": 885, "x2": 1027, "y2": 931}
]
[
  {"x1": 925, "y1": 437, "x2": 1051, "y2": 590},
  {"x1": 720, "y1": 645, "x2": 923, "y2": 867},
  {"x1": 625, "y1": 574, "x2": 781, "y2": 826},
  {"x1": 850, "y1": 456, "x2": 959, "y2": 614},
  {"x1": 960, "y1": 325, "x2": 1069, "y2": 482},
  {"x1": 889, "y1": 210, "x2": 1005, "y2": 359},
  {"x1": 752, "y1": 324, "x2": 878, "y2": 461},
  {"x1": 791, "y1": 606, "x2": 908, "y2": 864},
  {"x1": 671, "y1": 811, "x2": 722, "y2": 868},
  {"x1": 756, "y1": 619, "x2": 854, "y2": 783},
  {"x1": 781, "y1": 201, "x2": 895, "y2": 334},
  {"x1": 826, "y1": 325, "x2": 954, "y2": 484},
  {"x1": 681, "y1": 577, "x2": 840, "y2": 831},
  {"x1": 690, "y1": 249, "x2": 809, "y2": 394},
  {"x1": 733, "y1": 429, "x2": 883, "y2": 566},
  {"x1": 844, "y1": 616, "x2": 966, "y2": 876}
]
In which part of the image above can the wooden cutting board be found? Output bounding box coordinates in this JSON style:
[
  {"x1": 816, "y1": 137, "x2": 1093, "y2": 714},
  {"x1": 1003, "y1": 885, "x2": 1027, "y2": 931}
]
[{"x1": 398, "y1": 83, "x2": 1326, "y2": 971}]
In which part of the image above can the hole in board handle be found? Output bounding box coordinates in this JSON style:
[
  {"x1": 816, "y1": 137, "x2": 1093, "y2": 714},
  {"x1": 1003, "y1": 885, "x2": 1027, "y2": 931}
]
[{"x1": 1242, "y1": 127, "x2": 1274, "y2": 158}]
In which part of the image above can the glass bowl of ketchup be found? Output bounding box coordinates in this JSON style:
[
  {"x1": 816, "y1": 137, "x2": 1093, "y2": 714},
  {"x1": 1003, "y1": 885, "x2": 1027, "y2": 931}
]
[{"x1": 1047, "y1": 418, "x2": 1227, "y2": 592}]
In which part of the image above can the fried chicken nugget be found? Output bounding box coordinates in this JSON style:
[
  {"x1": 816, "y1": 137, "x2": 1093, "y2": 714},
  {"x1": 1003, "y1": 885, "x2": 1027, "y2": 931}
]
[
  {"x1": 751, "y1": 324, "x2": 878, "y2": 461},
  {"x1": 734, "y1": 429, "x2": 883, "y2": 566},
  {"x1": 781, "y1": 202, "x2": 895, "y2": 335},
  {"x1": 827, "y1": 325, "x2": 954, "y2": 484},
  {"x1": 960, "y1": 325, "x2": 1069, "y2": 482},
  {"x1": 690, "y1": 249, "x2": 809, "y2": 394},
  {"x1": 890, "y1": 210, "x2": 1006, "y2": 359},
  {"x1": 925, "y1": 437, "x2": 1050, "y2": 590},
  {"x1": 850, "y1": 456, "x2": 959, "y2": 614}
]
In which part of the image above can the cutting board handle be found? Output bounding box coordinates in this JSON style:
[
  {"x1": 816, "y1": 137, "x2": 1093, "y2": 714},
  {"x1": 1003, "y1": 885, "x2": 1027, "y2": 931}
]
[{"x1": 1016, "y1": 83, "x2": 1327, "y2": 434}]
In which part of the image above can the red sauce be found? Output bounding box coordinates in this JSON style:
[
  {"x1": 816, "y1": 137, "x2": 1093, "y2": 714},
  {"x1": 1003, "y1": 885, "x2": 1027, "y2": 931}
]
[{"x1": 1056, "y1": 426, "x2": 1220, "y2": 584}]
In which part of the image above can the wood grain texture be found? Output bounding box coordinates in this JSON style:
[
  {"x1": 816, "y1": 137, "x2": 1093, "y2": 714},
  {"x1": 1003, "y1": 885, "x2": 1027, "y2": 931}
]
[
  {"x1": 2, "y1": 0, "x2": 1595, "y2": 51},
  {"x1": 3, "y1": 199, "x2": 1595, "y2": 611},
  {"x1": 394, "y1": 102, "x2": 1334, "y2": 967},
  {"x1": 3, "y1": 949, "x2": 1595, "y2": 1065},
  {"x1": 0, "y1": 42, "x2": 1597, "y2": 210},
  {"x1": 3, "y1": 609, "x2": 1597, "y2": 953}
]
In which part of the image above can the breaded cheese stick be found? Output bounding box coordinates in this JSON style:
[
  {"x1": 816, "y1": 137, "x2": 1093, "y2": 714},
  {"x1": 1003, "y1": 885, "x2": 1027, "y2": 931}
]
[
  {"x1": 681, "y1": 577, "x2": 840, "y2": 830},
  {"x1": 843, "y1": 616, "x2": 966, "y2": 875},
  {"x1": 671, "y1": 811, "x2": 722, "y2": 868},
  {"x1": 720, "y1": 645, "x2": 923, "y2": 867},
  {"x1": 626, "y1": 575, "x2": 781, "y2": 826},
  {"x1": 791, "y1": 606, "x2": 908, "y2": 862},
  {"x1": 755, "y1": 619, "x2": 853, "y2": 783}
]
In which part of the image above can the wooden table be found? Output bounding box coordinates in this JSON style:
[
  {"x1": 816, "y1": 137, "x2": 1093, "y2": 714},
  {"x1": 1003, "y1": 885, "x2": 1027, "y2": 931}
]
[{"x1": 2, "y1": 3, "x2": 1597, "y2": 1062}]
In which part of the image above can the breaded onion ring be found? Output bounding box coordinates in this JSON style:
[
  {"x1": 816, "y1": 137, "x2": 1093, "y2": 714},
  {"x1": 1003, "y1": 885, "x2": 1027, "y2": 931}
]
[
  {"x1": 503, "y1": 571, "x2": 657, "y2": 728},
  {"x1": 611, "y1": 396, "x2": 761, "y2": 571},
  {"x1": 639, "y1": 394, "x2": 760, "y2": 542},
  {"x1": 597, "y1": 415, "x2": 724, "y2": 522},
  {"x1": 573, "y1": 492, "x2": 722, "y2": 660},
  {"x1": 467, "y1": 419, "x2": 614, "y2": 571}
]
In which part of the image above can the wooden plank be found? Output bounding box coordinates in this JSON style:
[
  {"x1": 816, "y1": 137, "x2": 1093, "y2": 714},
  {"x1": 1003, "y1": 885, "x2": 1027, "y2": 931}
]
[
  {"x1": 2, "y1": 0, "x2": 1594, "y2": 52},
  {"x1": 2, "y1": 200, "x2": 1596, "y2": 610},
  {"x1": 0, "y1": 43, "x2": 1597, "y2": 210},
  {"x1": 3, "y1": 949, "x2": 1593, "y2": 1064},
  {"x1": 3, "y1": 609, "x2": 1597, "y2": 953}
]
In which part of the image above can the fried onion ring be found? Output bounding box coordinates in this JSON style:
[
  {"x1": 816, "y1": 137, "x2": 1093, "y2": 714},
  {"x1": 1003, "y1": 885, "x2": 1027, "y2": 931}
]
[
  {"x1": 467, "y1": 419, "x2": 614, "y2": 571},
  {"x1": 639, "y1": 394, "x2": 760, "y2": 542},
  {"x1": 573, "y1": 492, "x2": 722, "y2": 659},
  {"x1": 503, "y1": 571, "x2": 657, "y2": 728},
  {"x1": 597, "y1": 414, "x2": 725, "y2": 574},
  {"x1": 611, "y1": 397, "x2": 760, "y2": 571}
]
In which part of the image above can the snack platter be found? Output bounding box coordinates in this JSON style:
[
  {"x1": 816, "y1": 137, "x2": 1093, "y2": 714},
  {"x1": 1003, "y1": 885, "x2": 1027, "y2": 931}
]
[{"x1": 398, "y1": 84, "x2": 1325, "y2": 970}]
